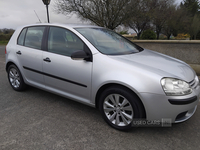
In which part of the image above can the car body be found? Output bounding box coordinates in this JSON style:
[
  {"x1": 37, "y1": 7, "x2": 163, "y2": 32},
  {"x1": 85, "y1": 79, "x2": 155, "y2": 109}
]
[{"x1": 5, "y1": 23, "x2": 200, "y2": 130}]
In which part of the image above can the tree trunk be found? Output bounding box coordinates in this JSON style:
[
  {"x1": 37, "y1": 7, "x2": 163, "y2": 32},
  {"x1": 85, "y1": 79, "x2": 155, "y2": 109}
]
[
  {"x1": 167, "y1": 34, "x2": 171, "y2": 40},
  {"x1": 156, "y1": 32, "x2": 160, "y2": 40},
  {"x1": 137, "y1": 32, "x2": 141, "y2": 40},
  {"x1": 194, "y1": 34, "x2": 197, "y2": 40}
]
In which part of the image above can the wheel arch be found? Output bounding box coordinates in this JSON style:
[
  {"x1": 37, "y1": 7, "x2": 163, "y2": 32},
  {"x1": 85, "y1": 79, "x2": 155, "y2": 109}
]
[
  {"x1": 6, "y1": 61, "x2": 17, "y2": 72},
  {"x1": 95, "y1": 83, "x2": 146, "y2": 118}
]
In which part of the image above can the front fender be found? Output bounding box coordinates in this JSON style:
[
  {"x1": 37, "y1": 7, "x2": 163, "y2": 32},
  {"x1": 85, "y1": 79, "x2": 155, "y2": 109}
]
[{"x1": 91, "y1": 54, "x2": 164, "y2": 104}]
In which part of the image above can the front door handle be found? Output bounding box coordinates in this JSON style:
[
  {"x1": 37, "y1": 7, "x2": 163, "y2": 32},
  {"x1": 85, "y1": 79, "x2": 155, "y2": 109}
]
[
  {"x1": 43, "y1": 57, "x2": 51, "y2": 62},
  {"x1": 16, "y1": 51, "x2": 22, "y2": 55}
]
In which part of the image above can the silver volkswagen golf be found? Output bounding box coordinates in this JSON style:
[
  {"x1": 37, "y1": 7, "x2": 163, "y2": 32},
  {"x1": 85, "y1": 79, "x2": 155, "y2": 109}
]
[{"x1": 5, "y1": 24, "x2": 200, "y2": 130}]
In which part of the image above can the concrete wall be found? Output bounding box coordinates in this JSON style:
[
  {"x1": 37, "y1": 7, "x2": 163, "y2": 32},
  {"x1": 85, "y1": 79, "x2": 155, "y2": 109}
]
[{"x1": 130, "y1": 40, "x2": 200, "y2": 76}]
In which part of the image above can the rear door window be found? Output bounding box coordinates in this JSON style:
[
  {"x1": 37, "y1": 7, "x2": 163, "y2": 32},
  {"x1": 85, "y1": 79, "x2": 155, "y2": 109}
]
[{"x1": 24, "y1": 27, "x2": 45, "y2": 50}]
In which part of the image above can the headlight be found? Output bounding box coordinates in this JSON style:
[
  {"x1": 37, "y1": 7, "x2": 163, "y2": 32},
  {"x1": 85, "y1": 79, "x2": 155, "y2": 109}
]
[{"x1": 161, "y1": 78, "x2": 192, "y2": 96}]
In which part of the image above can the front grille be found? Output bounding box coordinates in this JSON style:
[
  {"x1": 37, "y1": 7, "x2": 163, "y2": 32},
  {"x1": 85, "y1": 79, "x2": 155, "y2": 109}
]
[{"x1": 189, "y1": 78, "x2": 199, "y2": 89}]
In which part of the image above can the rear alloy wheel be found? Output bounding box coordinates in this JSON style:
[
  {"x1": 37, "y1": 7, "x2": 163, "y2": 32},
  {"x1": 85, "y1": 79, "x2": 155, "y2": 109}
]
[
  {"x1": 8, "y1": 65, "x2": 26, "y2": 91},
  {"x1": 99, "y1": 86, "x2": 145, "y2": 130}
]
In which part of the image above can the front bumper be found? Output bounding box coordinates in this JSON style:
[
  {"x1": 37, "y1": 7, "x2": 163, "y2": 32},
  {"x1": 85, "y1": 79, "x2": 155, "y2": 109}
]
[{"x1": 140, "y1": 83, "x2": 200, "y2": 123}]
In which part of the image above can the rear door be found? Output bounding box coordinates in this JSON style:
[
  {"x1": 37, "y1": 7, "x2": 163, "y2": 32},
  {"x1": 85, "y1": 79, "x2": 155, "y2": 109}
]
[
  {"x1": 43, "y1": 26, "x2": 93, "y2": 103},
  {"x1": 15, "y1": 26, "x2": 46, "y2": 87}
]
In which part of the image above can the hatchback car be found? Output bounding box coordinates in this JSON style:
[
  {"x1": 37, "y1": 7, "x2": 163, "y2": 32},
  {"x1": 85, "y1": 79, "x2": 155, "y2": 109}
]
[{"x1": 5, "y1": 24, "x2": 200, "y2": 130}]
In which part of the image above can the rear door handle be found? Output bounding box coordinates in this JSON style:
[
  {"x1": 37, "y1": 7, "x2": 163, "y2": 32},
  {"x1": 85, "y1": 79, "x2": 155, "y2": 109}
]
[
  {"x1": 16, "y1": 51, "x2": 22, "y2": 55},
  {"x1": 43, "y1": 57, "x2": 51, "y2": 62}
]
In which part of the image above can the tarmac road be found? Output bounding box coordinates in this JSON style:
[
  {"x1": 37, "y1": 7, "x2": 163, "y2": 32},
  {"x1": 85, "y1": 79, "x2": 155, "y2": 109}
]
[{"x1": 0, "y1": 45, "x2": 200, "y2": 150}]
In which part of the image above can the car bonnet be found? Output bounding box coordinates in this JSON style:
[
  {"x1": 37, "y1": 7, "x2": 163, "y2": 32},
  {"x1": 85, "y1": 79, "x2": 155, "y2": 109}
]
[{"x1": 109, "y1": 49, "x2": 196, "y2": 82}]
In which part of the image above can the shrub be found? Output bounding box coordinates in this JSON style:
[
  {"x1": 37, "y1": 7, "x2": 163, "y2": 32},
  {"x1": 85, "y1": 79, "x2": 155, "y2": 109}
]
[
  {"x1": 0, "y1": 33, "x2": 12, "y2": 41},
  {"x1": 141, "y1": 30, "x2": 156, "y2": 40},
  {"x1": 119, "y1": 30, "x2": 128, "y2": 35},
  {"x1": 175, "y1": 33, "x2": 190, "y2": 40}
]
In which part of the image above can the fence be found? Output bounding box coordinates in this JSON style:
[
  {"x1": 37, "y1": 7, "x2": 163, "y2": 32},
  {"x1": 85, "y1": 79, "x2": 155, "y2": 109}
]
[{"x1": 123, "y1": 37, "x2": 200, "y2": 75}]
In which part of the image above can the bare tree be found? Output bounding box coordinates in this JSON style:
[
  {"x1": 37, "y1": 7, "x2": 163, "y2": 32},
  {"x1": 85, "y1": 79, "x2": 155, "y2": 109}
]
[
  {"x1": 180, "y1": 0, "x2": 200, "y2": 39},
  {"x1": 151, "y1": 0, "x2": 175, "y2": 39},
  {"x1": 1, "y1": 28, "x2": 15, "y2": 34},
  {"x1": 171, "y1": 6, "x2": 191, "y2": 36},
  {"x1": 125, "y1": 0, "x2": 151, "y2": 39},
  {"x1": 180, "y1": 0, "x2": 200, "y2": 17},
  {"x1": 115, "y1": 26, "x2": 129, "y2": 35},
  {"x1": 162, "y1": 5, "x2": 180, "y2": 39},
  {"x1": 190, "y1": 14, "x2": 200, "y2": 39},
  {"x1": 54, "y1": 0, "x2": 136, "y2": 30}
]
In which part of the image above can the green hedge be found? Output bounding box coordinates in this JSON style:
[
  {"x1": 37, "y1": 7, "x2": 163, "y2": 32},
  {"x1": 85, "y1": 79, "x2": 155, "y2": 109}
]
[
  {"x1": 141, "y1": 30, "x2": 156, "y2": 40},
  {"x1": 0, "y1": 40, "x2": 8, "y2": 45},
  {"x1": 0, "y1": 33, "x2": 12, "y2": 41}
]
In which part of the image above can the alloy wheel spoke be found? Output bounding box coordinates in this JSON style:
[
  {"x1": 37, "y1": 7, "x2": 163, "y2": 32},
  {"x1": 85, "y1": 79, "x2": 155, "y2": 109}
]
[
  {"x1": 114, "y1": 94, "x2": 120, "y2": 105},
  {"x1": 9, "y1": 71, "x2": 14, "y2": 78},
  {"x1": 104, "y1": 101, "x2": 114, "y2": 108},
  {"x1": 120, "y1": 112, "x2": 129, "y2": 125},
  {"x1": 13, "y1": 70, "x2": 17, "y2": 76},
  {"x1": 104, "y1": 107, "x2": 115, "y2": 112},
  {"x1": 15, "y1": 73, "x2": 19, "y2": 78},
  {"x1": 122, "y1": 105, "x2": 132, "y2": 111},
  {"x1": 14, "y1": 80, "x2": 17, "y2": 87},
  {"x1": 120, "y1": 99, "x2": 129, "y2": 107},
  {"x1": 108, "y1": 95, "x2": 117, "y2": 106},
  {"x1": 16, "y1": 77, "x2": 20, "y2": 81},
  {"x1": 122, "y1": 111, "x2": 133, "y2": 120},
  {"x1": 115, "y1": 114, "x2": 120, "y2": 125},
  {"x1": 16, "y1": 80, "x2": 20, "y2": 87},
  {"x1": 109, "y1": 112, "x2": 117, "y2": 122},
  {"x1": 11, "y1": 79, "x2": 15, "y2": 84}
]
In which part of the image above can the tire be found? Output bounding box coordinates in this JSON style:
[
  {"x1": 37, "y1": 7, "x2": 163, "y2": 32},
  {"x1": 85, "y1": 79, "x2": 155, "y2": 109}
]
[
  {"x1": 7, "y1": 65, "x2": 27, "y2": 91},
  {"x1": 99, "y1": 86, "x2": 145, "y2": 130}
]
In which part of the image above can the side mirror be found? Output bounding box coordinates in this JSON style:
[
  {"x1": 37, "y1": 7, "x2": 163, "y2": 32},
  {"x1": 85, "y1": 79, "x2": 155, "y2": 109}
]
[{"x1": 71, "y1": 50, "x2": 90, "y2": 61}]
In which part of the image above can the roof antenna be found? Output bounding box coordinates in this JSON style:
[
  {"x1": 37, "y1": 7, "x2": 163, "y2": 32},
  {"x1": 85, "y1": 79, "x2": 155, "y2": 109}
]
[{"x1": 34, "y1": 10, "x2": 42, "y2": 23}]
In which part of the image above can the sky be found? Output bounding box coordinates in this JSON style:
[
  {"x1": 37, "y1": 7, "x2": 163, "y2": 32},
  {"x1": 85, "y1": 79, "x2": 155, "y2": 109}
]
[{"x1": 0, "y1": 0, "x2": 183, "y2": 29}]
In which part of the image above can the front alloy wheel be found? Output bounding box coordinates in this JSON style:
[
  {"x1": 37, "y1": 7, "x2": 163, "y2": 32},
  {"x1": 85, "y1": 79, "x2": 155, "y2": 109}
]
[
  {"x1": 99, "y1": 86, "x2": 145, "y2": 130},
  {"x1": 103, "y1": 94, "x2": 134, "y2": 126}
]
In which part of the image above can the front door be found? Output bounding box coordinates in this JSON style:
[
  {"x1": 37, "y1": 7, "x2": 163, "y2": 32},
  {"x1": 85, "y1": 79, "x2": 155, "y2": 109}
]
[{"x1": 43, "y1": 26, "x2": 92, "y2": 103}]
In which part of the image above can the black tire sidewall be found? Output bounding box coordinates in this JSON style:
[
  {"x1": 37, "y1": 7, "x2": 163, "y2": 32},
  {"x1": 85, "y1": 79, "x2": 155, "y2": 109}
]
[{"x1": 99, "y1": 86, "x2": 144, "y2": 130}]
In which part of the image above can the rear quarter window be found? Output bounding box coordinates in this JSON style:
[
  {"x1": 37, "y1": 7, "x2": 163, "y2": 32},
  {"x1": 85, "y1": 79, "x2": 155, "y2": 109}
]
[{"x1": 17, "y1": 28, "x2": 27, "y2": 46}]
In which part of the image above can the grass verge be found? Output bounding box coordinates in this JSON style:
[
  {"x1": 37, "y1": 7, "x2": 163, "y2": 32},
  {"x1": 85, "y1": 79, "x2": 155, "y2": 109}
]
[{"x1": 0, "y1": 41, "x2": 8, "y2": 45}]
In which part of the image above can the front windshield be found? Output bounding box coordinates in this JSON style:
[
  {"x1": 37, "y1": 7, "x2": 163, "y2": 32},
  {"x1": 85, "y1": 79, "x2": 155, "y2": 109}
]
[{"x1": 75, "y1": 28, "x2": 143, "y2": 55}]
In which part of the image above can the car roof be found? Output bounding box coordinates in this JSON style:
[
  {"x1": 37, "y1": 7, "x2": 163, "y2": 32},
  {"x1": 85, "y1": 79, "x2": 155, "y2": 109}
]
[{"x1": 19, "y1": 23, "x2": 102, "y2": 29}]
